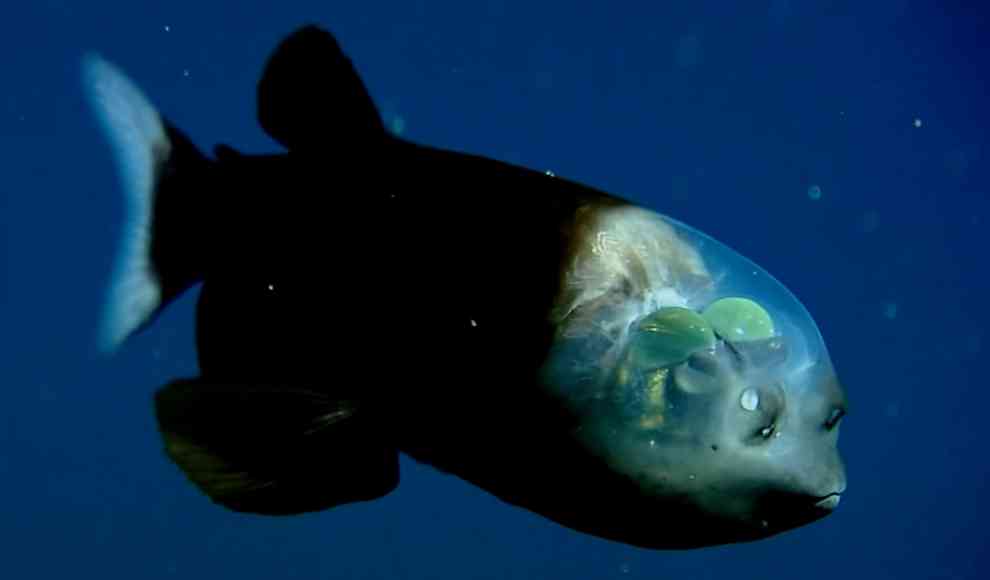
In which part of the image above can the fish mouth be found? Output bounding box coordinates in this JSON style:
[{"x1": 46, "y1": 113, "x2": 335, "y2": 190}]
[
  {"x1": 755, "y1": 487, "x2": 844, "y2": 533},
  {"x1": 813, "y1": 492, "x2": 842, "y2": 511}
]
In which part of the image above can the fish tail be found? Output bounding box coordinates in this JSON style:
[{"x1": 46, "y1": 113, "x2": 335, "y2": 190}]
[
  {"x1": 83, "y1": 55, "x2": 210, "y2": 353},
  {"x1": 142, "y1": 27, "x2": 404, "y2": 516}
]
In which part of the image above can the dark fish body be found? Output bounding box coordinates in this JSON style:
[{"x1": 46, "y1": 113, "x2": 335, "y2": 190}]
[{"x1": 86, "y1": 26, "x2": 847, "y2": 549}]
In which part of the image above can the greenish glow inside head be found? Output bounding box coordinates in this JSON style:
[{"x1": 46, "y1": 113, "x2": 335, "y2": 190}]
[
  {"x1": 629, "y1": 307, "x2": 716, "y2": 369},
  {"x1": 702, "y1": 297, "x2": 775, "y2": 342}
]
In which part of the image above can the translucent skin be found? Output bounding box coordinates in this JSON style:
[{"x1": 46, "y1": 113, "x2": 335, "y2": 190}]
[{"x1": 541, "y1": 204, "x2": 847, "y2": 540}]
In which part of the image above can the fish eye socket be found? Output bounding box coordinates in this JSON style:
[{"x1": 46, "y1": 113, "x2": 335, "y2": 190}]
[{"x1": 824, "y1": 407, "x2": 846, "y2": 430}]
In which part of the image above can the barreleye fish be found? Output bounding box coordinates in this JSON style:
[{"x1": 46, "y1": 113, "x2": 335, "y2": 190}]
[{"x1": 84, "y1": 25, "x2": 847, "y2": 549}]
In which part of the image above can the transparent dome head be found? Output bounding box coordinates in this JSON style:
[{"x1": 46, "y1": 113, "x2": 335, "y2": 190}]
[{"x1": 541, "y1": 203, "x2": 838, "y2": 458}]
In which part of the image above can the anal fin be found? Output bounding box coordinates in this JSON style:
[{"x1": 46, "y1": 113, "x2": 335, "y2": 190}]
[{"x1": 154, "y1": 379, "x2": 398, "y2": 515}]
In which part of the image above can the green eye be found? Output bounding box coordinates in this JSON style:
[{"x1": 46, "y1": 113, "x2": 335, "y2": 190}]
[
  {"x1": 629, "y1": 307, "x2": 716, "y2": 369},
  {"x1": 702, "y1": 297, "x2": 775, "y2": 342}
]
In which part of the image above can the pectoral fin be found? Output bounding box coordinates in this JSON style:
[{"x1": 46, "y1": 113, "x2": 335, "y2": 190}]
[{"x1": 154, "y1": 379, "x2": 398, "y2": 515}]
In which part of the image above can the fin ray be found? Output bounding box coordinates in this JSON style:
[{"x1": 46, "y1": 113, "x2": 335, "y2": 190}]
[
  {"x1": 83, "y1": 55, "x2": 169, "y2": 352},
  {"x1": 155, "y1": 379, "x2": 399, "y2": 515},
  {"x1": 83, "y1": 55, "x2": 209, "y2": 352}
]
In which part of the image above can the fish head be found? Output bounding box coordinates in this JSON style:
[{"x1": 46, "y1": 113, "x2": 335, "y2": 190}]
[{"x1": 542, "y1": 204, "x2": 847, "y2": 546}]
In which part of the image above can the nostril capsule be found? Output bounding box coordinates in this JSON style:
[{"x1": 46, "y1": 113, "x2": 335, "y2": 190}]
[{"x1": 824, "y1": 407, "x2": 845, "y2": 430}]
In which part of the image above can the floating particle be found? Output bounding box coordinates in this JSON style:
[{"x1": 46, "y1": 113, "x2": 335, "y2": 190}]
[
  {"x1": 966, "y1": 334, "x2": 982, "y2": 356},
  {"x1": 545, "y1": 169, "x2": 555, "y2": 177},
  {"x1": 164, "y1": 25, "x2": 171, "y2": 32},
  {"x1": 945, "y1": 149, "x2": 970, "y2": 179},
  {"x1": 39, "y1": 383, "x2": 55, "y2": 403},
  {"x1": 884, "y1": 402, "x2": 900, "y2": 419},
  {"x1": 883, "y1": 302, "x2": 898, "y2": 319},
  {"x1": 182, "y1": 69, "x2": 190, "y2": 78},
  {"x1": 913, "y1": 118, "x2": 922, "y2": 128},
  {"x1": 675, "y1": 34, "x2": 701, "y2": 69},
  {"x1": 807, "y1": 184, "x2": 822, "y2": 200},
  {"x1": 860, "y1": 210, "x2": 879, "y2": 233},
  {"x1": 619, "y1": 563, "x2": 631, "y2": 574}
]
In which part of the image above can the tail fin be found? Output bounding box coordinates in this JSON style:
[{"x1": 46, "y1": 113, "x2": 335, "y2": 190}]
[{"x1": 83, "y1": 55, "x2": 208, "y2": 353}]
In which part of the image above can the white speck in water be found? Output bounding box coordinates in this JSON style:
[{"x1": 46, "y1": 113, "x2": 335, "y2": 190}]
[
  {"x1": 688, "y1": 474, "x2": 696, "y2": 480},
  {"x1": 545, "y1": 169, "x2": 555, "y2": 177},
  {"x1": 967, "y1": 334, "x2": 983, "y2": 356},
  {"x1": 883, "y1": 302, "x2": 898, "y2": 319},
  {"x1": 619, "y1": 563, "x2": 631, "y2": 574},
  {"x1": 470, "y1": 319, "x2": 478, "y2": 327},
  {"x1": 860, "y1": 210, "x2": 879, "y2": 233},
  {"x1": 884, "y1": 402, "x2": 900, "y2": 419},
  {"x1": 182, "y1": 69, "x2": 190, "y2": 78},
  {"x1": 267, "y1": 284, "x2": 275, "y2": 292},
  {"x1": 164, "y1": 25, "x2": 171, "y2": 32},
  {"x1": 913, "y1": 118, "x2": 923, "y2": 128},
  {"x1": 675, "y1": 34, "x2": 702, "y2": 69},
  {"x1": 649, "y1": 439, "x2": 656, "y2": 447},
  {"x1": 39, "y1": 383, "x2": 55, "y2": 402},
  {"x1": 807, "y1": 184, "x2": 822, "y2": 200}
]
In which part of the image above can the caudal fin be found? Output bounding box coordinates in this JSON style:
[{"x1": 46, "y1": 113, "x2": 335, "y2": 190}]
[{"x1": 83, "y1": 55, "x2": 208, "y2": 353}]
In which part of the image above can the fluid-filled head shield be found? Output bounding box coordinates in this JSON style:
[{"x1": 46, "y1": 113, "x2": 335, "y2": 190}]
[{"x1": 541, "y1": 203, "x2": 845, "y2": 543}]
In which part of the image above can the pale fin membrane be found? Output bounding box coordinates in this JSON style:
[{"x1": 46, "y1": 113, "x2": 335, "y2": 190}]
[{"x1": 83, "y1": 54, "x2": 171, "y2": 353}]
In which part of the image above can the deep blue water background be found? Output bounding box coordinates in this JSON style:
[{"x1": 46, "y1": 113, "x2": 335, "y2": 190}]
[{"x1": 3, "y1": 1, "x2": 988, "y2": 578}]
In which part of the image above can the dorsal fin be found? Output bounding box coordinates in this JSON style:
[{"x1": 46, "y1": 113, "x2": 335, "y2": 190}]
[{"x1": 257, "y1": 25, "x2": 384, "y2": 150}]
